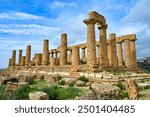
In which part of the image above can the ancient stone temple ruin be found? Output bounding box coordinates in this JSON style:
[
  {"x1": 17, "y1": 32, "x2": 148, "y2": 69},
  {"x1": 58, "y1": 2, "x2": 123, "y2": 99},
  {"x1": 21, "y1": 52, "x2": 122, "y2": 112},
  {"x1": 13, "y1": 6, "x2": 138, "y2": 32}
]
[{"x1": 7, "y1": 11, "x2": 139, "y2": 79}]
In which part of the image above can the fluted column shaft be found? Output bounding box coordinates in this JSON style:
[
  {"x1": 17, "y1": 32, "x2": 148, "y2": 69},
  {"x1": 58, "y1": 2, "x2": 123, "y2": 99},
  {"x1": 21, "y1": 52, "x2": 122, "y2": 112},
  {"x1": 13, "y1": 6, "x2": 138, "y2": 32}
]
[
  {"x1": 11, "y1": 50, "x2": 16, "y2": 66},
  {"x1": 117, "y1": 42, "x2": 123, "y2": 66},
  {"x1": 60, "y1": 33, "x2": 67, "y2": 66},
  {"x1": 130, "y1": 40, "x2": 137, "y2": 67},
  {"x1": 42, "y1": 40, "x2": 49, "y2": 65},
  {"x1": 84, "y1": 19, "x2": 96, "y2": 66},
  {"x1": 25, "y1": 45, "x2": 31, "y2": 66},
  {"x1": 18, "y1": 50, "x2": 23, "y2": 65},
  {"x1": 72, "y1": 46, "x2": 80, "y2": 65},
  {"x1": 124, "y1": 39, "x2": 131, "y2": 67}
]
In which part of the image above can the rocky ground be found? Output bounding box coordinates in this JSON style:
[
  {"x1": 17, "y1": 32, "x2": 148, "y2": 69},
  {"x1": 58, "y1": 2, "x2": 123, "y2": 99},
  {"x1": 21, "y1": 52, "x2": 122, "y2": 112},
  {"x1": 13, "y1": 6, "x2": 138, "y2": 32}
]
[{"x1": 0, "y1": 68, "x2": 150, "y2": 100}]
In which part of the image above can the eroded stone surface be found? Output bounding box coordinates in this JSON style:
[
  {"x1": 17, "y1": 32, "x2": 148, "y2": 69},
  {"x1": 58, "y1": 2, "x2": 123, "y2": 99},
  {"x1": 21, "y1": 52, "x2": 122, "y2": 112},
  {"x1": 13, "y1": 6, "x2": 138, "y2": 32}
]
[{"x1": 29, "y1": 91, "x2": 49, "y2": 100}]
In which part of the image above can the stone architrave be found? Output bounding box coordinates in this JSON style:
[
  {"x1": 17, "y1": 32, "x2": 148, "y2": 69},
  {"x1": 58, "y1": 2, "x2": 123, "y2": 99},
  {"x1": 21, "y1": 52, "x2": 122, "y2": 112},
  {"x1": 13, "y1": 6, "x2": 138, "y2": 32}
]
[
  {"x1": 109, "y1": 33, "x2": 117, "y2": 66},
  {"x1": 98, "y1": 24, "x2": 108, "y2": 66},
  {"x1": 35, "y1": 53, "x2": 42, "y2": 66},
  {"x1": 21, "y1": 56, "x2": 26, "y2": 66},
  {"x1": 124, "y1": 39, "x2": 131, "y2": 67},
  {"x1": 25, "y1": 45, "x2": 31, "y2": 66},
  {"x1": 117, "y1": 38, "x2": 123, "y2": 66},
  {"x1": 42, "y1": 40, "x2": 49, "y2": 65},
  {"x1": 72, "y1": 46, "x2": 80, "y2": 66},
  {"x1": 84, "y1": 19, "x2": 96, "y2": 66},
  {"x1": 60, "y1": 33, "x2": 67, "y2": 66},
  {"x1": 18, "y1": 50, "x2": 23, "y2": 65},
  {"x1": 11, "y1": 50, "x2": 16, "y2": 66}
]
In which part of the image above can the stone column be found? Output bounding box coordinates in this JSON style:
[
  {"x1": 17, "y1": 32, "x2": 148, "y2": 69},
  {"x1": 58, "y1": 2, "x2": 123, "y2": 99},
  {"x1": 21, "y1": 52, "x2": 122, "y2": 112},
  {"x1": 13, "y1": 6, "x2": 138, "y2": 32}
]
[
  {"x1": 117, "y1": 40, "x2": 123, "y2": 66},
  {"x1": 98, "y1": 24, "x2": 108, "y2": 66},
  {"x1": 124, "y1": 39, "x2": 131, "y2": 67},
  {"x1": 130, "y1": 40, "x2": 137, "y2": 67},
  {"x1": 42, "y1": 40, "x2": 49, "y2": 65},
  {"x1": 11, "y1": 50, "x2": 16, "y2": 66},
  {"x1": 60, "y1": 33, "x2": 67, "y2": 66},
  {"x1": 35, "y1": 53, "x2": 42, "y2": 66},
  {"x1": 84, "y1": 19, "x2": 96, "y2": 66},
  {"x1": 107, "y1": 42, "x2": 110, "y2": 65},
  {"x1": 55, "y1": 52, "x2": 58, "y2": 58},
  {"x1": 72, "y1": 46, "x2": 80, "y2": 65},
  {"x1": 18, "y1": 50, "x2": 23, "y2": 65},
  {"x1": 81, "y1": 47, "x2": 86, "y2": 59},
  {"x1": 8, "y1": 58, "x2": 12, "y2": 66},
  {"x1": 109, "y1": 33, "x2": 117, "y2": 66},
  {"x1": 50, "y1": 58, "x2": 56, "y2": 66},
  {"x1": 25, "y1": 45, "x2": 31, "y2": 66},
  {"x1": 21, "y1": 56, "x2": 26, "y2": 66}
]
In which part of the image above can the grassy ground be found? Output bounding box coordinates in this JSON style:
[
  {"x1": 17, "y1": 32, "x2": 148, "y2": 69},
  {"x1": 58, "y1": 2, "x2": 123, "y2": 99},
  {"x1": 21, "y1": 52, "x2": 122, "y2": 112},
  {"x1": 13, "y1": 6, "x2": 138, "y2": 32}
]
[
  {"x1": 0, "y1": 80, "x2": 83, "y2": 100},
  {"x1": 139, "y1": 88, "x2": 150, "y2": 100}
]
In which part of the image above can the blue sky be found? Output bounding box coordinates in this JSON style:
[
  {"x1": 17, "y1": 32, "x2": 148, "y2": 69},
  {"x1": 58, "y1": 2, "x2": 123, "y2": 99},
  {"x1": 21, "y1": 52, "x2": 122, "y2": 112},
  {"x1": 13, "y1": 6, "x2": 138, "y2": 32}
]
[{"x1": 0, "y1": 0, "x2": 150, "y2": 68}]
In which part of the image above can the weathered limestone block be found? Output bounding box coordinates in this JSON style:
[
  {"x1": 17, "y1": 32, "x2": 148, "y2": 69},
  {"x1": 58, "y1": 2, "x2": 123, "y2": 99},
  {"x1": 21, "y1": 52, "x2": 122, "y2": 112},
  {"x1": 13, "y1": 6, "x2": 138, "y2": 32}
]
[
  {"x1": 91, "y1": 83, "x2": 120, "y2": 100},
  {"x1": 125, "y1": 79, "x2": 138, "y2": 99},
  {"x1": 5, "y1": 82, "x2": 18, "y2": 92},
  {"x1": 1, "y1": 76, "x2": 17, "y2": 85},
  {"x1": 60, "y1": 33, "x2": 67, "y2": 66},
  {"x1": 19, "y1": 75, "x2": 34, "y2": 84},
  {"x1": 35, "y1": 53, "x2": 42, "y2": 66},
  {"x1": 29, "y1": 91, "x2": 49, "y2": 100},
  {"x1": 76, "y1": 80, "x2": 86, "y2": 87},
  {"x1": 42, "y1": 40, "x2": 49, "y2": 65},
  {"x1": 74, "y1": 90, "x2": 96, "y2": 100},
  {"x1": 25, "y1": 45, "x2": 31, "y2": 66}
]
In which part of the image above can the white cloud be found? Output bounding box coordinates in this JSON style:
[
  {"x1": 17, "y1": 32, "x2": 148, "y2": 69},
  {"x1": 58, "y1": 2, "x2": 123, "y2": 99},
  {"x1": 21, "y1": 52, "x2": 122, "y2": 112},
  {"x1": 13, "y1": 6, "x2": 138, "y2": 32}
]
[
  {"x1": 50, "y1": 1, "x2": 77, "y2": 9},
  {"x1": 0, "y1": 24, "x2": 60, "y2": 36},
  {"x1": 0, "y1": 11, "x2": 44, "y2": 20}
]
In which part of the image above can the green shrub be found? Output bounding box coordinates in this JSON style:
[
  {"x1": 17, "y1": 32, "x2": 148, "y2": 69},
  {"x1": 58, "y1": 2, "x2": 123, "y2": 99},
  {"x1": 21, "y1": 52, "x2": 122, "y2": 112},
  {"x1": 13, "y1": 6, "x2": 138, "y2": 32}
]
[
  {"x1": 78, "y1": 76, "x2": 89, "y2": 83},
  {"x1": 120, "y1": 91, "x2": 128, "y2": 99},
  {"x1": 56, "y1": 75, "x2": 62, "y2": 81},
  {"x1": 41, "y1": 86, "x2": 58, "y2": 100},
  {"x1": 59, "y1": 80, "x2": 65, "y2": 85},
  {"x1": 0, "y1": 84, "x2": 7, "y2": 100},
  {"x1": 115, "y1": 82, "x2": 124, "y2": 90},
  {"x1": 69, "y1": 82, "x2": 75, "y2": 87}
]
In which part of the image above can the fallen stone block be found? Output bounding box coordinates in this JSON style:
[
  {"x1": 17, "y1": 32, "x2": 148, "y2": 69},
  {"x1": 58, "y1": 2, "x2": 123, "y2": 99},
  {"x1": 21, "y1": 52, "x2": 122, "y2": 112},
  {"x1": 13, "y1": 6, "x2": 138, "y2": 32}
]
[{"x1": 29, "y1": 91, "x2": 49, "y2": 100}]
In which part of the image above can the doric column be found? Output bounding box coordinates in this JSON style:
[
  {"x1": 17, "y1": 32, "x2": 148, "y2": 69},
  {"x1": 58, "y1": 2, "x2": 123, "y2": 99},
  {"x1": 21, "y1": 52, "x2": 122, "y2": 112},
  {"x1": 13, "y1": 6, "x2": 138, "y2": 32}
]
[
  {"x1": 107, "y1": 41, "x2": 110, "y2": 65},
  {"x1": 117, "y1": 38, "x2": 123, "y2": 66},
  {"x1": 81, "y1": 46, "x2": 86, "y2": 59},
  {"x1": 83, "y1": 19, "x2": 96, "y2": 66},
  {"x1": 42, "y1": 40, "x2": 49, "y2": 65},
  {"x1": 72, "y1": 46, "x2": 80, "y2": 65},
  {"x1": 35, "y1": 53, "x2": 42, "y2": 66},
  {"x1": 98, "y1": 24, "x2": 108, "y2": 66},
  {"x1": 25, "y1": 45, "x2": 31, "y2": 66},
  {"x1": 11, "y1": 50, "x2": 16, "y2": 66},
  {"x1": 51, "y1": 52, "x2": 54, "y2": 58},
  {"x1": 50, "y1": 58, "x2": 56, "y2": 66},
  {"x1": 21, "y1": 56, "x2": 26, "y2": 66},
  {"x1": 8, "y1": 58, "x2": 12, "y2": 66},
  {"x1": 55, "y1": 51, "x2": 58, "y2": 58},
  {"x1": 109, "y1": 33, "x2": 117, "y2": 66},
  {"x1": 18, "y1": 50, "x2": 23, "y2": 65},
  {"x1": 124, "y1": 39, "x2": 131, "y2": 67},
  {"x1": 60, "y1": 33, "x2": 67, "y2": 66},
  {"x1": 130, "y1": 39, "x2": 137, "y2": 67}
]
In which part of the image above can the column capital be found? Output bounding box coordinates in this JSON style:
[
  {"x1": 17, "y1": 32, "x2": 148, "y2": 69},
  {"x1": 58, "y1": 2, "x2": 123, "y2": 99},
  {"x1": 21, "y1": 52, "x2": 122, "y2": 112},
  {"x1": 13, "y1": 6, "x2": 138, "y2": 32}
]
[
  {"x1": 83, "y1": 19, "x2": 96, "y2": 25},
  {"x1": 97, "y1": 22, "x2": 108, "y2": 30}
]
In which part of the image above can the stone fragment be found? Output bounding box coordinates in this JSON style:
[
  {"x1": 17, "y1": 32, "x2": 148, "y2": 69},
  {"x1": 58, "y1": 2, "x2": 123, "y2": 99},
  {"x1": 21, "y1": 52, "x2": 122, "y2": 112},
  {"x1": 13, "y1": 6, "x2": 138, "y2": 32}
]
[
  {"x1": 29, "y1": 91, "x2": 49, "y2": 100},
  {"x1": 76, "y1": 80, "x2": 86, "y2": 87},
  {"x1": 125, "y1": 79, "x2": 138, "y2": 99},
  {"x1": 1, "y1": 76, "x2": 17, "y2": 85},
  {"x1": 91, "y1": 83, "x2": 120, "y2": 100}
]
